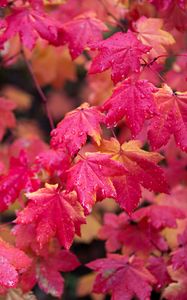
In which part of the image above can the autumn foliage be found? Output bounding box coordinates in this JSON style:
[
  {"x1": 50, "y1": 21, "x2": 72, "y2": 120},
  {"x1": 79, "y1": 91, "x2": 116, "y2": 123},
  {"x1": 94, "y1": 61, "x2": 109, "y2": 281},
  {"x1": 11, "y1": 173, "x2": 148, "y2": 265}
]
[{"x1": 0, "y1": 0, "x2": 186, "y2": 299}]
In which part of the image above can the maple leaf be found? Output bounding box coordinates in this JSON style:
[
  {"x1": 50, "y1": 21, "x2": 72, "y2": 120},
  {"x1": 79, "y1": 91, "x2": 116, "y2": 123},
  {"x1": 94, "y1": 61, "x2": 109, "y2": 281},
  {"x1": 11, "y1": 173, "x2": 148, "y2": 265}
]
[
  {"x1": 89, "y1": 30, "x2": 151, "y2": 84},
  {"x1": 0, "y1": 6, "x2": 63, "y2": 50},
  {"x1": 149, "y1": 1, "x2": 187, "y2": 31},
  {"x1": 162, "y1": 267, "x2": 187, "y2": 300},
  {"x1": 31, "y1": 44, "x2": 77, "y2": 88},
  {"x1": 9, "y1": 137, "x2": 48, "y2": 165},
  {"x1": 147, "y1": 256, "x2": 172, "y2": 289},
  {"x1": 120, "y1": 221, "x2": 169, "y2": 256},
  {"x1": 16, "y1": 183, "x2": 86, "y2": 249},
  {"x1": 58, "y1": 0, "x2": 124, "y2": 24},
  {"x1": 99, "y1": 212, "x2": 168, "y2": 255},
  {"x1": 87, "y1": 254, "x2": 156, "y2": 300},
  {"x1": 13, "y1": 223, "x2": 41, "y2": 255},
  {"x1": 172, "y1": 227, "x2": 187, "y2": 271},
  {"x1": 0, "y1": 151, "x2": 40, "y2": 212},
  {"x1": 101, "y1": 77, "x2": 157, "y2": 136},
  {"x1": 85, "y1": 70, "x2": 113, "y2": 105},
  {"x1": 155, "y1": 185, "x2": 187, "y2": 216},
  {"x1": 50, "y1": 103, "x2": 104, "y2": 156},
  {"x1": 1, "y1": 289, "x2": 37, "y2": 300},
  {"x1": 99, "y1": 138, "x2": 168, "y2": 214},
  {"x1": 0, "y1": 97, "x2": 16, "y2": 141},
  {"x1": 60, "y1": 11, "x2": 108, "y2": 59},
  {"x1": 0, "y1": 0, "x2": 7, "y2": 7},
  {"x1": 99, "y1": 212, "x2": 129, "y2": 252},
  {"x1": 148, "y1": 84, "x2": 187, "y2": 152},
  {"x1": 36, "y1": 148, "x2": 71, "y2": 181},
  {"x1": 0, "y1": 237, "x2": 31, "y2": 290},
  {"x1": 134, "y1": 17, "x2": 175, "y2": 58},
  {"x1": 36, "y1": 248, "x2": 80, "y2": 297},
  {"x1": 132, "y1": 204, "x2": 185, "y2": 229},
  {"x1": 67, "y1": 152, "x2": 127, "y2": 213},
  {"x1": 166, "y1": 3, "x2": 187, "y2": 31},
  {"x1": 18, "y1": 243, "x2": 80, "y2": 298}
]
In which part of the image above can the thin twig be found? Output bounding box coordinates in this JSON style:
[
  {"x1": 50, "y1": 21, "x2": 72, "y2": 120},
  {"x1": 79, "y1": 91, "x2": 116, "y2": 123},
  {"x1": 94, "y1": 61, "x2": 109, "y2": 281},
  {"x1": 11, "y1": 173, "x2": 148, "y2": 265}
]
[
  {"x1": 141, "y1": 57, "x2": 167, "y2": 83},
  {"x1": 21, "y1": 49, "x2": 55, "y2": 130}
]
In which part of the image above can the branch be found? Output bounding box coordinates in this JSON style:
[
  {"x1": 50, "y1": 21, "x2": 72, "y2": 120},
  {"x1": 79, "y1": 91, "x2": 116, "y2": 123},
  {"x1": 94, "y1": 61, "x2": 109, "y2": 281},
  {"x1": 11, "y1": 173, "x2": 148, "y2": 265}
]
[
  {"x1": 141, "y1": 57, "x2": 167, "y2": 83},
  {"x1": 21, "y1": 49, "x2": 55, "y2": 130}
]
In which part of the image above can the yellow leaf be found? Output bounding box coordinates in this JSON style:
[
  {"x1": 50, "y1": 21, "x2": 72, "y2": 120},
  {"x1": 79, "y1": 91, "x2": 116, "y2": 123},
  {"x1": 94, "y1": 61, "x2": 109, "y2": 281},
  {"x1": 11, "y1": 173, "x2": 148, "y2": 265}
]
[
  {"x1": 2, "y1": 86, "x2": 32, "y2": 111},
  {"x1": 0, "y1": 289, "x2": 37, "y2": 300},
  {"x1": 76, "y1": 273, "x2": 104, "y2": 300},
  {"x1": 75, "y1": 214, "x2": 101, "y2": 243},
  {"x1": 135, "y1": 17, "x2": 175, "y2": 58}
]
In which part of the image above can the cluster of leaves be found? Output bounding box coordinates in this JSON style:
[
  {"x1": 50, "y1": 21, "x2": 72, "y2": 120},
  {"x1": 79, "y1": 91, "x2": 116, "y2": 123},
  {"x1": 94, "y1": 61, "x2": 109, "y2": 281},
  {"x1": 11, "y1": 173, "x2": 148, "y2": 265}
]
[{"x1": 0, "y1": 0, "x2": 186, "y2": 299}]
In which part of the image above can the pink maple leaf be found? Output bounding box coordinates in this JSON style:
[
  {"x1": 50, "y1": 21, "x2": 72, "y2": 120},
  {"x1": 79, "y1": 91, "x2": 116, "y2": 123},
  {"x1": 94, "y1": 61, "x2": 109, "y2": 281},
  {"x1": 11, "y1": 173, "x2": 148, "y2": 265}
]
[
  {"x1": 60, "y1": 11, "x2": 108, "y2": 59},
  {"x1": 89, "y1": 30, "x2": 151, "y2": 84},
  {"x1": 16, "y1": 183, "x2": 86, "y2": 249},
  {"x1": 50, "y1": 103, "x2": 104, "y2": 156},
  {"x1": 87, "y1": 254, "x2": 156, "y2": 300},
  {"x1": 101, "y1": 77, "x2": 158, "y2": 137},
  {"x1": 148, "y1": 84, "x2": 187, "y2": 152},
  {"x1": 0, "y1": 6, "x2": 63, "y2": 50}
]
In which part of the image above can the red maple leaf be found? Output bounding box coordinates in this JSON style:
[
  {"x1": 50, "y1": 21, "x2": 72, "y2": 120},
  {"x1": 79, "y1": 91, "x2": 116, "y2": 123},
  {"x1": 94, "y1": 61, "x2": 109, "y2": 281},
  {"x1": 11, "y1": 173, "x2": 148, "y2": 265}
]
[
  {"x1": 13, "y1": 223, "x2": 41, "y2": 255},
  {"x1": 132, "y1": 204, "x2": 185, "y2": 229},
  {"x1": 67, "y1": 152, "x2": 127, "y2": 213},
  {"x1": 0, "y1": 150, "x2": 40, "y2": 212},
  {"x1": 148, "y1": 84, "x2": 187, "y2": 152},
  {"x1": 101, "y1": 77, "x2": 157, "y2": 137},
  {"x1": 149, "y1": 1, "x2": 187, "y2": 31},
  {"x1": 9, "y1": 137, "x2": 48, "y2": 165},
  {"x1": 147, "y1": 256, "x2": 172, "y2": 289},
  {"x1": 99, "y1": 139, "x2": 168, "y2": 214},
  {"x1": 36, "y1": 148, "x2": 71, "y2": 181},
  {"x1": 89, "y1": 30, "x2": 151, "y2": 84},
  {"x1": 60, "y1": 11, "x2": 108, "y2": 59},
  {"x1": 0, "y1": 97, "x2": 16, "y2": 141},
  {"x1": 0, "y1": 6, "x2": 62, "y2": 50},
  {"x1": 0, "y1": 237, "x2": 31, "y2": 290},
  {"x1": 0, "y1": 0, "x2": 7, "y2": 7},
  {"x1": 121, "y1": 221, "x2": 169, "y2": 256},
  {"x1": 50, "y1": 103, "x2": 103, "y2": 156},
  {"x1": 99, "y1": 212, "x2": 129, "y2": 252},
  {"x1": 99, "y1": 212, "x2": 168, "y2": 255},
  {"x1": 16, "y1": 183, "x2": 86, "y2": 249},
  {"x1": 35, "y1": 249, "x2": 79, "y2": 297},
  {"x1": 18, "y1": 243, "x2": 80, "y2": 297},
  {"x1": 87, "y1": 254, "x2": 156, "y2": 300}
]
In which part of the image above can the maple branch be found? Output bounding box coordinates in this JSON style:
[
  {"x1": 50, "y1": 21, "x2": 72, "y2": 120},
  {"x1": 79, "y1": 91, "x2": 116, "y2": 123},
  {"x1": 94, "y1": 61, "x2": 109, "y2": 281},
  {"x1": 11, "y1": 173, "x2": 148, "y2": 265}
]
[
  {"x1": 141, "y1": 57, "x2": 167, "y2": 83},
  {"x1": 149, "y1": 53, "x2": 187, "y2": 65},
  {"x1": 142, "y1": 53, "x2": 187, "y2": 84},
  {"x1": 21, "y1": 49, "x2": 55, "y2": 130}
]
